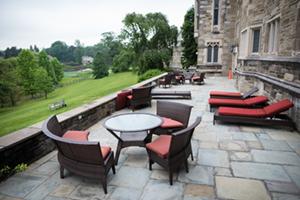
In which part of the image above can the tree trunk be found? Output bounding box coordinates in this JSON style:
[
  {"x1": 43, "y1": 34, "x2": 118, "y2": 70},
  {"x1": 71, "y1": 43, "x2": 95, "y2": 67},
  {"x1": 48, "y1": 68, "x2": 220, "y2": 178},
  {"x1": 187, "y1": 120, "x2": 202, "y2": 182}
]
[
  {"x1": 10, "y1": 93, "x2": 16, "y2": 106},
  {"x1": 44, "y1": 91, "x2": 48, "y2": 99}
]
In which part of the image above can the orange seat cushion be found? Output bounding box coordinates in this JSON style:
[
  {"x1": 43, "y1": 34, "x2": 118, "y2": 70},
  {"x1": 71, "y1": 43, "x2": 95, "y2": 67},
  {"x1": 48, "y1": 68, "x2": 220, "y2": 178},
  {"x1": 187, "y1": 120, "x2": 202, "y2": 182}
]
[
  {"x1": 161, "y1": 117, "x2": 184, "y2": 128},
  {"x1": 192, "y1": 76, "x2": 200, "y2": 80},
  {"x1": 210, "y1": 91, "x2": 242, "y2": 97},
  {"x1": 244, "y1": 96, "x2": 268, "y2": 106},
  {"x1": 101, "y1": 146, "x2": 111, "y2": 159},
  {"x1": 63, "y1": 130, "x2": 89, "y2": 141},
  {"x1": 146, "y1": 135, "x2": 172, "y2": 158},
  {"x1": 218, "y1": 107, "x2": 266, "y2": 117},
  {"x1": 127, "y1": 95, "x2": 133, "y2": 99},
  {"x1": 263, "y1": 99, "x2": 294, "y2": 117}
]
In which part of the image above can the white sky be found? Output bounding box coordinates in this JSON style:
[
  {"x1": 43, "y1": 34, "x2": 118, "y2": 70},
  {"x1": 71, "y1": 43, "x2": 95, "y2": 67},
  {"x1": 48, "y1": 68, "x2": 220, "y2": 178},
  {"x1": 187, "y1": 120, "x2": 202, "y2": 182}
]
[{"x1": 0, "y1": 0, "x2": 193, "y2": 50}]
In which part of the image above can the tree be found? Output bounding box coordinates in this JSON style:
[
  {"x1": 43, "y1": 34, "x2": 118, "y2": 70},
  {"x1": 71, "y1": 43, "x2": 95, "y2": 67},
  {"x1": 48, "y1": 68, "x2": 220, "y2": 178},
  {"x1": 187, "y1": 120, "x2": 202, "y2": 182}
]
[
  {"x1": 181, "y1": 7, "x2": 197, "y2": 69},
  {"x1": 92, "y1": 52, "x2": 109, "y2": 79},
  {"x1": 121, "y1": 12, "x2": 178, "y2": 74},
  {"x1": 46, "y1": 41, "x2": 69, "y2": 62},
  {"x1": 74, "y1": 40, "x2": 84, "y2": 64},
  {"x1": 111, "y1": 48, "x2": 135, "y2": 73},
  {"x1": 4, "y1": 47, "x2": 22, "y2": 58},
  {"x1": 33, "y1": 68, "x2": 53, "y2": 99},
  {"x1": 38, "y1": 50, "x2": 58, "y2": 84},
  {"x1": 17, "y1": 50, "x2": 39, "y2": 98},
  {"x1": 50, "y1": 58, "x2": 64, "y2": 82},
  {"x1": 0, "y1": 58, "x2": 21, "y2": 106}
]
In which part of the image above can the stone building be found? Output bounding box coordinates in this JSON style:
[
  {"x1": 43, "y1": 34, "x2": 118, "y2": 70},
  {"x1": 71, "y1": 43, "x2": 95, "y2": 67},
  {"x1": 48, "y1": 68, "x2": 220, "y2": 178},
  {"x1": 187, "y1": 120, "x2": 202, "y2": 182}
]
[{"x1": 194, "y1": 0, "x2": 300, "y2": 129}]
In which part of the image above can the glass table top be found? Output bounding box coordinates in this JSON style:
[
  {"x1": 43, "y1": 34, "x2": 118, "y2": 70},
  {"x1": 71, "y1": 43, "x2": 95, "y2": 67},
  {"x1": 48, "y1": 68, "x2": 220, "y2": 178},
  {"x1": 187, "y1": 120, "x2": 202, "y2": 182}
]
[{"x1": 104, "y1": 113, "x2": 163, "y2": 132}]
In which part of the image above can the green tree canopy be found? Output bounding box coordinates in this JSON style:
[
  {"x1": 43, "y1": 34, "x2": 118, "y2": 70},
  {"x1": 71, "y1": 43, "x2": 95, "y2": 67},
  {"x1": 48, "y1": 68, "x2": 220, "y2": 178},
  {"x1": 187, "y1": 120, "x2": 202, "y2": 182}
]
[
  {"x1": 0, "y1": 58, "x2": 21, "y2": 106},
  {"x1": 33, "y1": 68, "x2": 53, "y2": 99},
  {"x1": 92, "y1": 52, "x2": 109, "y2": 79},
  {"x1": 181, "y1": 7, "x2": 197, "y2": 69},
  {"x1": 17, "y1": 50, "x2": 39, "y2": 97},
  {"x1": 121, "y1": 12, "x2": 178, "y2": 74}
]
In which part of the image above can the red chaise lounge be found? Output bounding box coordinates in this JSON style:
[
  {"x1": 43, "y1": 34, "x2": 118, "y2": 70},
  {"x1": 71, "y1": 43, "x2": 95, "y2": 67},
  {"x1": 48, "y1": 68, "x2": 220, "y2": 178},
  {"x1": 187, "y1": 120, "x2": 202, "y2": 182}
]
[
  {"x1": 213, "y1": 99, "x2": 295, "y2": 130},
  {"x1": 210, "y1": 87, "x2": 258, "y2": 99},
  {"x1": 209, "y1": 96, "x2": 268, "y2": 111}
]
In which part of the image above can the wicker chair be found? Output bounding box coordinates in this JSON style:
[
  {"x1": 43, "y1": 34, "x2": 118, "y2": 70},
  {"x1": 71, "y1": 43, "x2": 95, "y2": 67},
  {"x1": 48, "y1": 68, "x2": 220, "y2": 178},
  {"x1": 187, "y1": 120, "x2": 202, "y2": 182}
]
[
  {"x1": 191, "y1": 72, "x2": 205, "y2": 85},
  {"x1": 146, "y1": 117, "x2": 201, "y2": 185},
  {"x1": 42, "y1": 115, "x2": 115, "y2": 194},
  {"x1": 153, "y1": 101, "x2": 193, "y2": 135},
  {"x1": 127, "y1": 85, "x2": 152, "y2": 111},
  {"x1": 158, "y1": 74, "x2": 172, "y2": 88}
]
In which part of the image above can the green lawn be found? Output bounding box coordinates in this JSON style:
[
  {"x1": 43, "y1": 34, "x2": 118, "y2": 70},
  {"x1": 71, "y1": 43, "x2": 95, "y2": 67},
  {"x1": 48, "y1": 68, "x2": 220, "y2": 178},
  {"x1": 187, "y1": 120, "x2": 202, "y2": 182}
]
[{"x1": 0, "y1": 72, "x2": 138, "y2": 137}]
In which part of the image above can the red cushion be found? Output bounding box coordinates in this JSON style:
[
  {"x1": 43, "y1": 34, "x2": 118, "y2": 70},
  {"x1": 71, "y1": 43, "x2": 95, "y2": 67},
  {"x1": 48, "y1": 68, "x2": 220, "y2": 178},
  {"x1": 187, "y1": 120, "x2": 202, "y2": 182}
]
[
  {"x1": 101, "y1": 146, "x2": 111, "y2": 159},
  {"x1": 161, "y1": 117, "x2": 184, "y2": 128},
  {"x1": 63, "y1": 130, "x2": 89, "y2": 141},
  {"x1": 263, "y1": 99, "x2": 294, "y2": 117},
  {"x1": 210, "y1": 91, "x2": 242, "y2": 97},
  {"x1": 218, "y1": 107, "x2": 266, "y2": 117},
  {"x1": 175, "y1": 76, "x2": 182, "y2": 80},
  {"x1": 127, "y1": 95, "x2": 132, "y2": 99},
  {"x1": 192, "y1": 76, "x2": 200, "y2": 80},
  {"x1": 209, "y1": 98, "x2": 245, "y2": 106},
  {"x1": 146, "y1": 135, "x2": 172, "y2": 158},
  {"x1": 116, "y1": 90, "x2": 132, "y2": 110},
  {"x1": 244, "y1": 96, "x2": 268, "y2": 106}
]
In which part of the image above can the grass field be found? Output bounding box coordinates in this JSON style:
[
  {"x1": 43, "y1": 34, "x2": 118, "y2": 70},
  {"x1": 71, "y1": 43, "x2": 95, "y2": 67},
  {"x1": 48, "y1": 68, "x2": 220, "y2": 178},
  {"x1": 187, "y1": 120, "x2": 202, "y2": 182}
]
[{"x1": 0, "y1": 72, "x2": 138, "y2": 137}]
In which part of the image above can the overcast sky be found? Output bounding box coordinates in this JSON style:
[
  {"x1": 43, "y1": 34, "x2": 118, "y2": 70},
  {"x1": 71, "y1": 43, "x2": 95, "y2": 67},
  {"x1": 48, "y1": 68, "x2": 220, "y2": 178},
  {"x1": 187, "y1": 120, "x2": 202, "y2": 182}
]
[{"x1": 0, "y1": 0, "x2": 193, "y2": 50}]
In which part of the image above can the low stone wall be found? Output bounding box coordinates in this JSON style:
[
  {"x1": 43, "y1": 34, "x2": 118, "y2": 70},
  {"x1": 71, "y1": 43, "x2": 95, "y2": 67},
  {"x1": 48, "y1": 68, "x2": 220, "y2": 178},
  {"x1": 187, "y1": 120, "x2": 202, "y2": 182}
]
[
  {"x1": 235, "y1": 58, "x2": 300, "y2": 130},
  {"x1": 0, "y1": 73, "x2": 167, "y2": 168}
]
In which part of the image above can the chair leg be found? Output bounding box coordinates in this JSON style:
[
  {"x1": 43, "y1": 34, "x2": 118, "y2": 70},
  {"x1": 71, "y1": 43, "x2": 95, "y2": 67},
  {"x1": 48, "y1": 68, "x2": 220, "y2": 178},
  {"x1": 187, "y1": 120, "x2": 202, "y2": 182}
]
[
  {"x1": 149, "y1": 159, "x2": 153, "y2": 170},
  {"x1": 169, "y1": 170, "x2": 173, "y2": 185},
  {"x1": 112, "y1": 163, "x2": 116, "y2": 174},
  {"x1": 184, "y1": 159, "x2": 189, "y2": 173},
  {"x1": 60, "y1": 165, "x2": 64, "y2": 179},
  {"x1": 189, "y1": 145, "x2": 194, "y2": 161},
  {"x1": 101, "y1": 177, "x2": 108, "y2": 194},
  {"x1": 115, "y1": 141, "x2": 122, "y2": 165}
]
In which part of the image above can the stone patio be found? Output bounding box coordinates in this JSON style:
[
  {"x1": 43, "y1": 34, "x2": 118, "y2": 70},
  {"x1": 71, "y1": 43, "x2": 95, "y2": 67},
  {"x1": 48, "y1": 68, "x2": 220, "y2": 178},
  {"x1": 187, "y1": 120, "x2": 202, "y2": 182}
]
[{"x1": 1, "y1": 77, "x2": 300, "y2": 200}]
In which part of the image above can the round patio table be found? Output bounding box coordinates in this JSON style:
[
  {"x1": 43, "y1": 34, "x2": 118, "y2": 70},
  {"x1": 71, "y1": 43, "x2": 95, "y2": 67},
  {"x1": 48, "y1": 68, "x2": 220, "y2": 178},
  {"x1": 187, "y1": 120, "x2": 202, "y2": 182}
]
[{"x1": 103, "y1": 113, "x2": 163, "y2": 164}]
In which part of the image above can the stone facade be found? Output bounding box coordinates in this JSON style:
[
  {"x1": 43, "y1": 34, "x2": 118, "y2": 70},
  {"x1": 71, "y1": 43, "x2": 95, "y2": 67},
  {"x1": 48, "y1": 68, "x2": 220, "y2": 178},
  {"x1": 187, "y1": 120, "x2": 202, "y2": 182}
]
[
  {"x1": 195, "y1": 0, "x2": 300, "y2": 130},
  {"x1": 194, "y1": 0, "x2": 237, "y2": 75}
]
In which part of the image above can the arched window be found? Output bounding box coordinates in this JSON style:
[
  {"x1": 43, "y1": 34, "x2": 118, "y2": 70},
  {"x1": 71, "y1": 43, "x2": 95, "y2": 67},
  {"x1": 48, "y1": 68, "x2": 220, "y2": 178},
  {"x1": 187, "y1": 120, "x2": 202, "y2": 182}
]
[
  {"x1": 213, "y1": 0, "x2": 219, "y2": 26},
  {"x1": 207, "y1": 42, "x2": 219, "y2": 63},
  {"x1": 207, "y1": 45, "x2": 212, "y2": 63}
]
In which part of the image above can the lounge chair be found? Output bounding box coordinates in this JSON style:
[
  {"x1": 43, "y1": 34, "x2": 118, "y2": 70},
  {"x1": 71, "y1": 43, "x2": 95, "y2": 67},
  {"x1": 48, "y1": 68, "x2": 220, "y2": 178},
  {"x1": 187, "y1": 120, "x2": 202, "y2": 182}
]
[
  {"x1": 210, "y1": 87, "x2": 259, "y2": 99},
  {"x1": 146, "y1": 117, "x2": 201, "y2": 185},
  {"x1": 209, "y1": 96, "x2": 268, "y2": 111},
  {"x1": 213, "y1": 99, "x2": 295, "y2": 130}
]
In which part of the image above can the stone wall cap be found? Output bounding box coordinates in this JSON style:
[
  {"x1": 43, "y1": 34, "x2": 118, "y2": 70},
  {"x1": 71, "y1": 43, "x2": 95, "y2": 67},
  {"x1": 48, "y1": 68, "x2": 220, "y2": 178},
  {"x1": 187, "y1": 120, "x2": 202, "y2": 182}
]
[
  {"x1": 239, "y1": 56, "x2": 300, "y2": 63},
  {"x1": 0, "y1": 127, "x2": 41, "y2": 151}
]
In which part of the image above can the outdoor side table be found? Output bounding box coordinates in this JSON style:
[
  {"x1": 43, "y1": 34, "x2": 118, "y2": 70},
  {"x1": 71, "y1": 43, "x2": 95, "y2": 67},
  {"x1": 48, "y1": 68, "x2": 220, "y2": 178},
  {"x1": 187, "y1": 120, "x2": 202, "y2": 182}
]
[{"x1": 103, "y1": 113, "x2": 163, "y2": 165}]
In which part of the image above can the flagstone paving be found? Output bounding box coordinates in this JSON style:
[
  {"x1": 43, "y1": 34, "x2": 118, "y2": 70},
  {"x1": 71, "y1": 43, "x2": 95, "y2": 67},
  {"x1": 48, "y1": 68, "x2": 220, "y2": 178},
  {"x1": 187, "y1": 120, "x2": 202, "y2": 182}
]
[{"x1": 1, "y1": 77, "x2": 300, "y2": 200}]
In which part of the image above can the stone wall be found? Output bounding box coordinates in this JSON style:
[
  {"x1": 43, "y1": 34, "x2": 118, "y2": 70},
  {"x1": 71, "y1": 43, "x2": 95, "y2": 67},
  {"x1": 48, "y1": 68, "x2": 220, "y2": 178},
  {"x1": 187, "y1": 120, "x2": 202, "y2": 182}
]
[
  {"x1": 194, "y1": 0, "x2": 237, "y2": 75},
  {"x1": 0, "y1": 73, "x2": 167, "y2": 169},
  {"x1": 235, "y1": 59, "x2": 300, "y2": 130}
]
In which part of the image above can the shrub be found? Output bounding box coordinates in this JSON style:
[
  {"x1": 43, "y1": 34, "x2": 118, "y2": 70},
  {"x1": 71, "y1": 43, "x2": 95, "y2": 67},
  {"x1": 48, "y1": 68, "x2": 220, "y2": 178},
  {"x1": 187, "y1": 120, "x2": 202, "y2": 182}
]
[{"x1": 138, "y1": 69, "x2": 163, "y2": 82}]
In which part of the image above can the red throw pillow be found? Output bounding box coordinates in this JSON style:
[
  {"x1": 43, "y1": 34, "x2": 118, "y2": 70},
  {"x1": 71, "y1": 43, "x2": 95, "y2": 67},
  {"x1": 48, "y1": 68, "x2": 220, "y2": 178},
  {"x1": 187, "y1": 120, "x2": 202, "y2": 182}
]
[{"x1": 161, "y1": 117, "x2": 184, "y2": 128}]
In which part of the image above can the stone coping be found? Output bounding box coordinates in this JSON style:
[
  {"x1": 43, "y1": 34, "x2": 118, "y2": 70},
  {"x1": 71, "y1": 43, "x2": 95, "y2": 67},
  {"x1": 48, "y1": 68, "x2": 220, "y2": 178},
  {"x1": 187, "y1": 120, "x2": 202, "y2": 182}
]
[
  {"x1": 0, "y1": 72, "x2": 167, "y2": 150},
  {"x1": 238, "y1": 55, "x2": 300, "y2": 64},
  {"x1": 235, "y1": 70, "x2": 300, "y2": 97}
]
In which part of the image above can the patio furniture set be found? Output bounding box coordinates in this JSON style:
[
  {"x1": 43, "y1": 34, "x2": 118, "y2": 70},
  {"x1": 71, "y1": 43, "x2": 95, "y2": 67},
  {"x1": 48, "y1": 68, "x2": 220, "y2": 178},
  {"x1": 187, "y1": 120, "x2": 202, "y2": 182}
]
[
  {"x1": 42, "y1": 100, "x2": 200, "y2": 194},
  {"x1": 158, "y1": 71, "x2": 205, "y2": 88},
  {"x1": 42, "y1": 80, "x2": 296, "y2": 195}
]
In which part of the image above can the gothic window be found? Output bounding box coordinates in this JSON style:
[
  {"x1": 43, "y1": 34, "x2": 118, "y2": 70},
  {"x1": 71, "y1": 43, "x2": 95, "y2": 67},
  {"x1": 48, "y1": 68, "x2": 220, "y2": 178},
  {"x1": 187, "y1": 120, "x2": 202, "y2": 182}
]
[
  {"x1": 213, "y1": 0, "x2": 219, "y2": 26},
  {"x1": 252, "y1": 28, "x2": 260, "y2": 53},
  {"x1": 207, "y1": 42, "x2": 219, "y2": 63},
  {"x1": 267, "y1": 18, "x2": 280, "y2": 53}
]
